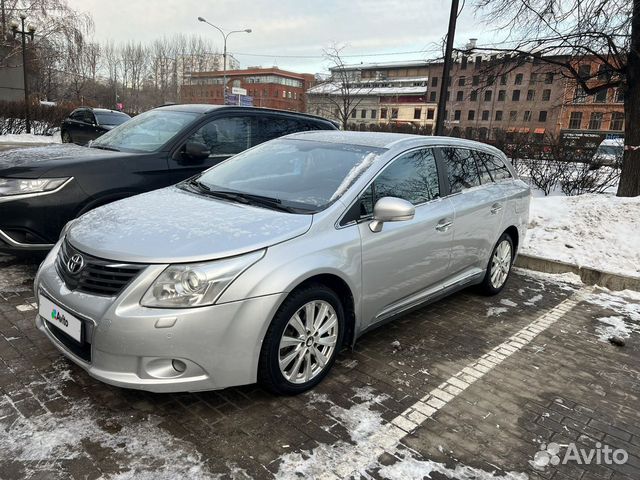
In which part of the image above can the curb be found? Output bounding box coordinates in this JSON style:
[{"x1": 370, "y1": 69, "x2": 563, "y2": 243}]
[{"x1": 515, "y1": 254, "x2": 640, "y2": 292}]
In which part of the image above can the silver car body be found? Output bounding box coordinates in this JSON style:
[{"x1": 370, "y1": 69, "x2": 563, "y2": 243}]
[{"x1": 34, "y1": 132, "x2": 530, "y2": 392}]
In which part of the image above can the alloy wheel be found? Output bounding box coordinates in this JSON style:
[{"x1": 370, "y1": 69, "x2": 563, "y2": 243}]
[
  {"x1": 490, "y1": 240, "x2": 512, "y2": 289},
  {"x1": 278, "y1": 300, "x2": 339, "y2": 384}
]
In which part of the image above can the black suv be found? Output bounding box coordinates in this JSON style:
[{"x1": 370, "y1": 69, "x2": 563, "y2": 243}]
[
  {"x1": 0, "y1": 104, "x2": 337, "y2": 253},
  {"x1": 61, "y1": 107, "x2": 131, "y2": 145}
]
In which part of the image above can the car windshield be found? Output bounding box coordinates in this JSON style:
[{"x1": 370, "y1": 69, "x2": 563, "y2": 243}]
[
  {"x1": 192, "y1": 138, "x2": 385, "y2": 212},
  {"x1": 95, "y1": 112, "x2": 130, "y2": 126},
  {"x1": 91, "y1": 109, "x2": 198, "y2": 152}
]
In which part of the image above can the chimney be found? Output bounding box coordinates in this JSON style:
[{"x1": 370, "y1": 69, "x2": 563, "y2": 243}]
[{"x1": 466, "y1": 38, "x2": 478, "y2": 50}]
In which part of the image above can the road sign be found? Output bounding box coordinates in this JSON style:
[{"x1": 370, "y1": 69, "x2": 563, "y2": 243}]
[{"x1": 232, "y1": 87, "x2": 247, "y2": 96}]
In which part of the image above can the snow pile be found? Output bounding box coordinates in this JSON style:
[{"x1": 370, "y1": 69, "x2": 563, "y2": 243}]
[
  {"x1": 523, "y1": 194, "x2": 640, "y2": 278},
  {"x1": 584, "y1": 290, "x2": 640, "y2": 342},
  {"x1": 0, "y1": 132, "x2": 61, "y2": 144}
]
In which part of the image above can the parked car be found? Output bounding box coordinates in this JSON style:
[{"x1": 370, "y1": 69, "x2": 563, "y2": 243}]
[
  {"x1": 0, "y1": 104, "x2": 337, "y2": 253},
  {"x1": 34, "y1": 131, "x2": 530, "y2": 395},
  {"x1": 61, "y1": 107, "x2": 131, "y2": 145},
  {"x1": 592, "y1": 137, "x2": 624, "y2": 167}
]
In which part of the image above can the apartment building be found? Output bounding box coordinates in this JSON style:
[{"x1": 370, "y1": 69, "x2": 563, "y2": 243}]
[
  {"x1": 180, "y1": 67, "x2": 315, "y2": 112},
  {"x1": 306, "y1": 60, "x2": 437, "y2": 130}
]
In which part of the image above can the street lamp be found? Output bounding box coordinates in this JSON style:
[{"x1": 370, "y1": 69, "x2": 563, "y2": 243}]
[
  {"x1": 11, "y1": 14, "x2": 36, "y2": 134},
  {"x1": 197, "y1": 16, "x2": 251, "y2": 104}
]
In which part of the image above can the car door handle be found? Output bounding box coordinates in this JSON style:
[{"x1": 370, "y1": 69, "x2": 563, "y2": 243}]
[
  {"x1": 490, "y1": 203, "x2": 503, "y2": 214},
  {"x1": 435, "y1": 221, "x2": 452, "y2": 232}
]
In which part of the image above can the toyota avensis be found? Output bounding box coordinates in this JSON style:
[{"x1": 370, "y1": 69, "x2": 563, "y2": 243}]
[{"x1": 34, "y1": 131, "x2": 530, "y2": 395}]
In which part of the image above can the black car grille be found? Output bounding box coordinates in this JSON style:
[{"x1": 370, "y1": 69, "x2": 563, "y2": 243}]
[
  {"x1": 56, "y1": 240, "x2": 145, "y2": 296},
  {"x1": 46, "y1": 321, "x2": 92, "y2": 362}
]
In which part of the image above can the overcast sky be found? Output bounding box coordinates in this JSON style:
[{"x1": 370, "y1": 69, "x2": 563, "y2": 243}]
[{"x1": 66, "y1": 0, "x2": 498, "y2": 74}]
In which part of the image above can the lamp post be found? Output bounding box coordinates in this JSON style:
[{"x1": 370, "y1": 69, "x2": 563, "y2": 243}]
[
  {"x1": 11, "y1": 14, "x2": 36, "y2": 134},
  {"x1": 197, "y1": 16, "x2": 251, "y2": 104}
]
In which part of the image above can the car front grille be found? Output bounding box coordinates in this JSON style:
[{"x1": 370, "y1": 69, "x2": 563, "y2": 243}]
[{"x1": 56, "y1": 240, "x2": 146, "y2": 296}]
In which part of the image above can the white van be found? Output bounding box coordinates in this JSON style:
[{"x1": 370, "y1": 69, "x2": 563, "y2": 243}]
[{"x1": 593, "y1": 138, "x2": 624, "y2": 166}]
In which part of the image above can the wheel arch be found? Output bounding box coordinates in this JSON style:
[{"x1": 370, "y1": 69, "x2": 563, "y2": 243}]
[{"x1": 504, "y1": 225, "x2": 520, "y2": 254}]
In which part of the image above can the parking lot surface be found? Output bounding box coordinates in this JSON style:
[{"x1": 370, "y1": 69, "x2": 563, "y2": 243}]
[{"x1": 1, "y1": 253, "x2": 639, "y2": 479}]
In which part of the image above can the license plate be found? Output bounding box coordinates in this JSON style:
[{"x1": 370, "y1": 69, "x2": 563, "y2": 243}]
[{"x1": 39, "y1": 296, "x2": 83, "y2": 343}]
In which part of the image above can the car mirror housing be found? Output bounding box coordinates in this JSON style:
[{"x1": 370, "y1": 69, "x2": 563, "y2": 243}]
[
  {"x1": 369, "y1": 197, "x2": 415, "y2": 233},
  {"x1": 183, "y1": 141, "x2": 211, "y2": 163}
]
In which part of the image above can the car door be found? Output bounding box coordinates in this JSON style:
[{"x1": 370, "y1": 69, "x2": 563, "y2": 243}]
[
  {"x1": 357, "y1": 148, "x2": 454, "y2": 327},
  {"x1": 66, "y1": 110, "x2": 85, "y2": 143},
  {"x1": 168, "y1": 114, "x2": 253, "y2": 181},
  {"x1": 437, "y1": 147, "x2": 506, "y2": 277}
]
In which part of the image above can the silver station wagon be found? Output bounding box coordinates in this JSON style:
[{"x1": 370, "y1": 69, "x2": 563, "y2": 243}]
[{"x1": 34, "y1": 131, "x2": 530, "y2": 395}]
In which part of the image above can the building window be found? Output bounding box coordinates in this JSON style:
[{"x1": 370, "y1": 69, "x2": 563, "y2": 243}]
[
  {"x1": 446, "y1": 90, "x2": 450, "y2": 101},
  {"x1": 487, "y1": 75, "x2": 495, "y2": 86},
  {"x1": 594, "y1": 89, "x2": 608, "y2": 103},
  {"x1": 588, "y1": 112, "x2": 603, "y2": 130},
  {"x1": 456, "y1": 91, "x2": 464, "y2": 101},
  {"x1": 447, "y1": 77, "x2": 452, "y2": 86},
  {"x1": 481, "y1": 110, "x2": 490, "y2": 121},
  {"x1": 498, "y1": 90, "x2": 506, "y2": 101},
  {"x1": 458, "y1": 77, "x2": 466, "y2": 86},
  {"x1": 381, "y1": 108, "x2": 388, "y2": 119},
  {"x1": 475, "y1": 56, "x2": 482, "y2": 69},
  {"x1": 371, "y1": 109, "x2": 377, "y2": 119},
  {"x1": 391, "y1": 108, "x2": 398, "y2": 119},
  {"x1": 470, "y1": 90, "x2": 478, "y2": 101},
  {"x1": 500, "y1": 74, "x2": 508, "y2": 85},
  {"x1": 427, "y1": 108, "x2": 435, "y2": 120},
  {"x1": 523, "y1": 111, "x2": 532, "y2": 122},
  {"x1": 454, "y1": 110, "x2": 461, "y2": 120},
  {"x1": 544, "y1": 72, "x2": 554, "y2": 84},
  {"x1": 514, "y1": 73, "x2": 523, "y2": 85},
  {"x1": 509, "y1": 111, "x2": 517, "y2": 121},
  {"x1": 527, "y1": 90, "x2": 536, "y2": 101},
  {"x1": 495, "y1": 110, "x2": 503, "y2": 121},
  {"x1": 529, "y1": 73, "x2": 538, "y2": 85},
  {"x1": 573, "y1": 87, "x2": 587, "y2": 103},
  {"x1": 512, "y1": 90, "x2": 521, "y2": 101},
  {"x1": 351, "y1": 109, "x2": 357, "y2": 118},
  {"x1": 414, "y1": 108, "x2": 422, "y2": 120},
  {"x1": 615, "y1": 88, "x2": 625, "y2": 103},
  {"x1": 429, "y1": 91, "x2": 437, "y2": 102},
  {"x1": 461, "y1": 56, "x2": 468, "y2": 70},
  {"x1": 361, "y1": 109, "x2": 366, "y2": 119},
  {"x1": 578, "y1": 64, "x2": 591, "y2": 80},
  {"x1": 283, "y1": 91, "x2": 287, "y2": 98},
  {"x1": 484, "y1": 90, "x2": 492, "y2": 102},
  {"x1": 468, "y1": 110, "x2": 475, "y2": 121},
  {"x1": 610, "y1": 112, "x2": 624, "y2": 131},
  {"x1": 431, "y1": 77, "x2": 438, "y2": 87},
  {"x1": 538, "y1": 111, "x2": 547, "y2": 122},
  {"x1": 568, "y1": 111, "x2": 582, "y2": 129},
  {"x1": 542, "y1": 89, "x2": 551, "y2": 101},
  {"x1": 472, "y1": 75, "x2": 480, "y2": 86}
]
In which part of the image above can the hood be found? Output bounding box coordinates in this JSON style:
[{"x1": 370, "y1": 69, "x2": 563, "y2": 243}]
[
  {"x1": 0, "y1": 144, "x2": 123, "y2": 177},
  {"x1": 67, "y1": 186, "x2": 313, "y2": 263}
]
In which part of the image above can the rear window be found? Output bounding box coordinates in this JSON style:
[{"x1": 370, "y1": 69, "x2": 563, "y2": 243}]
[{"x1": 95, "y1": 112, "x2": 130, "y2": 126}]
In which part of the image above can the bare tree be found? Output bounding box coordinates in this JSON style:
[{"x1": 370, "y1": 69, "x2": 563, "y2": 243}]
[{"x1": 474, "y1": 0, "x2": 638, "y2": 197}]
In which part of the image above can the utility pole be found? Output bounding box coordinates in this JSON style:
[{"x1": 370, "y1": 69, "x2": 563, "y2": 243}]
[
  {"x1": 11, "y1": 15, "x2": 36, "y2": 134},
  {"x1": 435, "y1": 0, "x2": 460, "y2": 136}
]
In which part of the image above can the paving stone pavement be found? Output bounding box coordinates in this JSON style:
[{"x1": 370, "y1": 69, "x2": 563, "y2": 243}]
[{"x1": 0, "y1": 253, "x2": 639, "y2": 479}]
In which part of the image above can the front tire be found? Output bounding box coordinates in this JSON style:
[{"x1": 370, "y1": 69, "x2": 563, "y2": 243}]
[
  {"x1": 479, "y1": 233, "x2": 514, "y2": 296},
  {"x1": 61, "y1": 131, "x2": 73, "y2": 143},
  {"x1": 258, "y1": 284, "x2": 344, "y2": 395}
]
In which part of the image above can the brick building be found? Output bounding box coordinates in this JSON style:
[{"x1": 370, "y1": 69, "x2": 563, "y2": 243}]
[{"x1": 180, "y1": 67, "x2": 315, "y2": 112}]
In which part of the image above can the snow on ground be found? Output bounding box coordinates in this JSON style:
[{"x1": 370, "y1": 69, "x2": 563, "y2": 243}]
[
  {"x1": 523, "y1": 194, "x2": 640, "y2": 279},
  {"x1": 583, "y1": 289, "x2": 640, "y2": 343},
  {"x1": 0, "y1": 132, "x2": 61, "y2": 144}
]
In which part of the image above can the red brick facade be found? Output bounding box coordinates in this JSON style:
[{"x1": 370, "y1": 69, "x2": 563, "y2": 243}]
[{"x1": 180, "y1": 67, "x2": 314, "y2": 112}]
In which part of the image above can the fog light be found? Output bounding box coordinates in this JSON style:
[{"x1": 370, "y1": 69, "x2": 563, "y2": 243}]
[{"x1": 172, "y1": 359, "x2": 187, "y2": 373}]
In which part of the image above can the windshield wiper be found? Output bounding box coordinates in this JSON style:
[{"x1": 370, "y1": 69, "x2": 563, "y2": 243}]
[
  {"x1": 91, "y1": 144, "x2": 120, "y2": 152},
  {"x1": 203, "y1": 189, "x2": 299, "y2": 213}
]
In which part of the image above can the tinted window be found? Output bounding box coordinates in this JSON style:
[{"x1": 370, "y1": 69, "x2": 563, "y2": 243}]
[
  {"x1": 474, "y1": 151, "x2": 512, "y2": 182},
  {"x1": 251, "y1": 116, "x2": 320, "y2": 146},
  {"x1": 359, "y1": 149, "x2": 440, "y2": 216},
  {"x1": 82, "y1": 111, "x2": 95, "y2": 124},
  {"x1": 188, "y1": 116, "x2": 252, "y2": 156},
  {"x1": 95, "y1": 112, "x2": 129, "y2": 126},
  {"x1": 441, "y1": 148, "x2": 481, "y2": 193},
  {"x1": 70, "y1": 110, "x2": 84, "y2": 121}
]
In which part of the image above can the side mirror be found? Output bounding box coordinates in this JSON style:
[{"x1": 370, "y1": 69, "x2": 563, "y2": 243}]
[
  {"x1": 183, "y1": 141, "x2": 210, "y2": 162},
  {"x1": 369, "y1": 197, "x2": 415, "y2": 233}
]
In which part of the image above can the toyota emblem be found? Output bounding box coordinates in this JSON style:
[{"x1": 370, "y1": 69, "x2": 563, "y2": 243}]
[{"x1": 66, "y1": 254, "x2": 85, "y2": 274}]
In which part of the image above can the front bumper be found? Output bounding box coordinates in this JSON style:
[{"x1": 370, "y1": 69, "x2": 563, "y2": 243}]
[{"x1": 34, "y1": 242, "x2": 286, "y2": 392}]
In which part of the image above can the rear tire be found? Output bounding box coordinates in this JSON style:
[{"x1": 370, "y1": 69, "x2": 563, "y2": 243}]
[
  {"x1": 258, "y1": 284, "x2": 344, "y2": 395},
  {"x1": 61, "y1": 131, "x2": 73, "y2": 143},
  {"x1": 479, "y1": 233, "x2": 514, "y2": 296}
]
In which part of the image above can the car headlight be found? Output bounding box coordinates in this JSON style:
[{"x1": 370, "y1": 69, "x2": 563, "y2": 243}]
[
  {"x1": 0, "y1": 177, "x2": 71, "y2": 196},
  {"x1": 141, "y1": 250, "x2": 265, "y2": 308}
]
